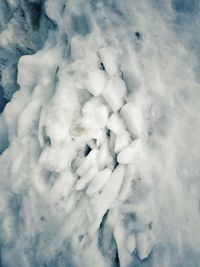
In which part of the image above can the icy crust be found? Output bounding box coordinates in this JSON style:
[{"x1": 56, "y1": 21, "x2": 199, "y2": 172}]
[{"x1": 1, "y1": 1, "x2": 200, "y2": 267}]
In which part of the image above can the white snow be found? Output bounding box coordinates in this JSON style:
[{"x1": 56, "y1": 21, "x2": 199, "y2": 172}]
[
  {"x1": 117, "y1": 139, "x2": 143, "y2": 165},
  {"x1": 0, "y1": 1, "x2": 200, "y2": 267},
  {"x1": 98, "y1": 47, "x2": 120, "y2": 76}
]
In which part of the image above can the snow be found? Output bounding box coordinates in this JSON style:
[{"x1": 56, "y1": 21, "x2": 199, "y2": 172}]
[
  {"x1": 98, "y1": 47, "x2": 120, "y2": 77},
  {"x1": 117, "y1": 140, "x2": 144, "y2": 165},
  {"x1": 0, "y1": 0, "x2": 51, "y2": 101},
  {"x1": 0, "y1": 114, "x2": 8, "y2": 153},
  {"x1": 0, "y1": 1, "x2": 200, "y2": 267}
]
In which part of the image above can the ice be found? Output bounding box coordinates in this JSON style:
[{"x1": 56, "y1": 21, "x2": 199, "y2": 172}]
[
  {"x1": 136, "y1": 232, "x2": 151, "y2": 260},
  {"x1": 120, "y1": 102, "x2": 144, "y2": 138},
  {"x1": 113, "y1": 221, "x2": 132, "y2": 267},
  {"x1": 126, "y1": 233, "x2": 136, "y2": 254},
  {"x1": 106, "y1": 113, "x2": 131, "y2": 153},
  {"x1": 114, "y1": 130, "x2": 131, "y2": 153},
  {"x1": 103, "y1": 164, "x2": 125, "y2": 198},
  {"x1": 86, "y1": 168, "x2": 112, "y2": 195},
  {"x1": 89, "y1": 164, "x2": 125, "y2": 233},
  {"x1": 82, "y1": 96, "x2": 109, "y2": 139},
  {"x1": 107, "y1": 113, "x2": 125, "y2": 135},
  {"x1": 75, "y1": 167, "x2": 97, "y2": 191},
  {"x1": 121, "y1": 103, "x2": 144, "y2": 138},
  {"x1": 84, "y1": 69, "x2": 108, "y2": 96},
  {"x1": 97, "y1": 140, "x2": 112, "y2": 169},
  {"x1": 82, "y1": 96, "x2": 109, "y2": 129},
  {"x1": 102, "y1": 77, "x2": 127, "y2": 112},
  {"x1": 76, "y1": 149, "x2": 98, "y2": 177}
]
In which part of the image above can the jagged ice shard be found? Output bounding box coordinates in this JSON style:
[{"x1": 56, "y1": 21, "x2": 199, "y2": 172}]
[{"x1": 0, "y1": 0, "x2": 200, "y2": 266}]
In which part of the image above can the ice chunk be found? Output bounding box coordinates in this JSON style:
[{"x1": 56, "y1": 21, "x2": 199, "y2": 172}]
[
  {"x1": 120, "y1": 102, "x2": 144, "y2": 138},
  {"x1": 114, "y1": 130, "x2": 131, "y2": 153},
  {"x1": 136, "y1": 232, "x2": 151, "y2": 260},
  {"x1": 86, "y1": 168, "x2": 112, "y2": 195},
  {"x1": 102, "y1": 77, "x2": 127, "y2": 112},
  {"x1": 98, "y1": 47, "x2": 120, "y2": 76},
  {"x1": 89, "y1": 165, "x2": 125, "y2": 232},
  {"x1": 82, "y1": 97, "x2": 109, "y2": 129},
  {"x1": 113, "y1": 222, "x2": 132, "y2": 267},
  {"x1": 76, "y1": 149, "x2": 98, "y2": 177},
  {"x1": 84, "y1": 69, "x2": 108, "y2": 96},
  {"x1": 75, "y1": 167, "x2": 97, "y2": 190},
  {"x1": 97, "y1": 140, "x2": 112, "y2": 169},
  {"x1": 126, "y1": 233, "x2": 136, "y2": 254},
  {"x1": 101, "y1": 164, "x2": 125, "y2": 198},
  {"x1": 107, "y1": 113, "x2": 125, "y2": 135},
  {"x1": 82, "y1": 97, "x2": 109, "y2": 139},
  {"x1": 117, "y1": 139, "x2": 143, "y2": 164}
]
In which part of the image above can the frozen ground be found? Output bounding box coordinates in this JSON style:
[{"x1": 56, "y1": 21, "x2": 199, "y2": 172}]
[{"x1": 0, "y1": 0, "x2": 200, "y2": 266}]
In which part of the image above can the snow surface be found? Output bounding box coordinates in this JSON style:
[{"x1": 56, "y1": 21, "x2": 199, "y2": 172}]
[{"x1": 1, "y1": 0, "x2": 200, "y2": 267}]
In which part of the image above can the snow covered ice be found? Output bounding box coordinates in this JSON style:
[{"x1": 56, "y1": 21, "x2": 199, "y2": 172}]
[{"x1": 1, "y1": 0, "x2": 200, "y2": 266}]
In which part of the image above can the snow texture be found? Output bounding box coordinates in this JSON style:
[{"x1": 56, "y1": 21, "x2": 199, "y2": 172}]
[{"x1": 1, "y1": 0, "x2": 200, "y2": 267}]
